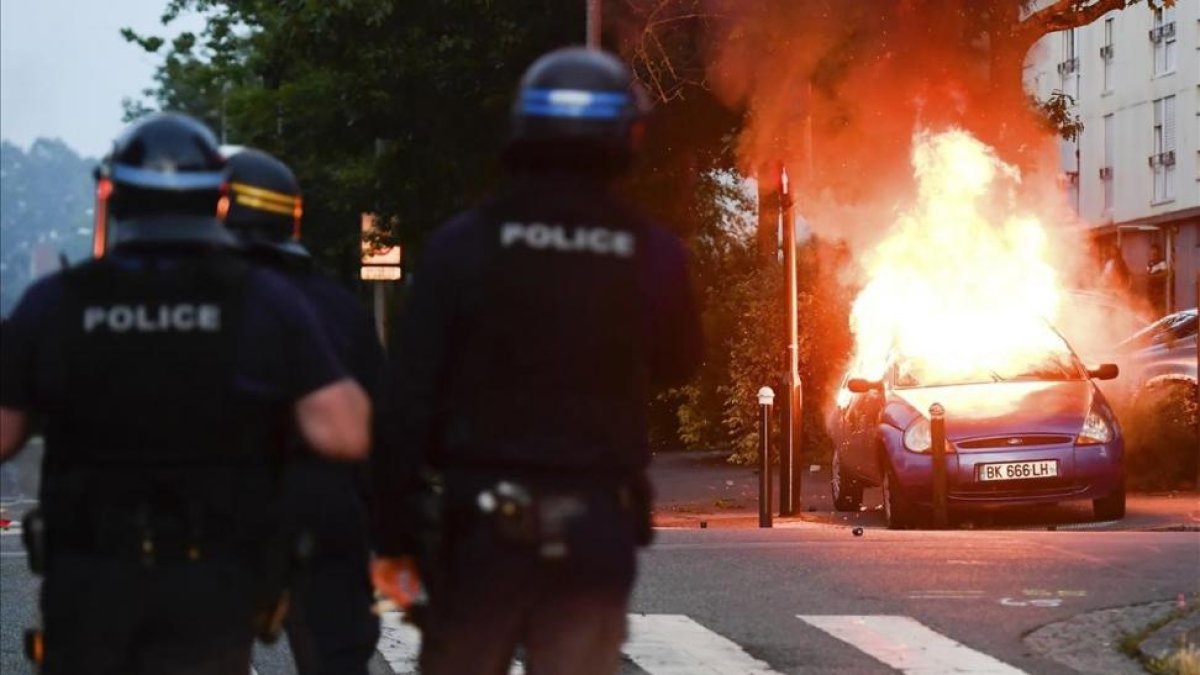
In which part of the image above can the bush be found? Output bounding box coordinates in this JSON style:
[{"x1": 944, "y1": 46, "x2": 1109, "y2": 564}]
[
  {"x1": 1123, "y1": 380, "x2": 1200, "y2": 491},
  {"x1": 669, "y1": 238, "x2": 852, "y2": 465}
]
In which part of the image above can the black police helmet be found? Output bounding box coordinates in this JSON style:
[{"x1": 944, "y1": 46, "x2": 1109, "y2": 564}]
[
  {"x1": 504, "y1": 47, "x2": 649, "y2": 173},
  {"x1": 220, "y1": 148, "x2": 309, "y2": 258},
  {"x1": 99, "y1": 112, "x2": 234, "y2": 247}
]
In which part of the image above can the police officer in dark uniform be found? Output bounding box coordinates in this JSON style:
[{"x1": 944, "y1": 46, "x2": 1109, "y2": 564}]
[
  {"x1": 220, "y1": 147, "x2": 383, "y2": 675},
  {"x1": 371, "y1": 48, "x2": 702, "y2": 674},
  {"x1": 0, "y1": 113, "x2": 371, "y2": 675}
]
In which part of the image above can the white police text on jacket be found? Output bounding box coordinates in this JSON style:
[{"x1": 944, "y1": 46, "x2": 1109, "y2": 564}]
[
  {"x1": 500, "y1": 222, "x2": 635, "y2": 258},
  {"x1": 82, "y1": 304, "x2": 221, "y2": 333}
]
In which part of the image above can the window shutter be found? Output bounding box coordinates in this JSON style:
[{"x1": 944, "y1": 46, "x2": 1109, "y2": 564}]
[
  {"x1": 1164, "y1": 96, "x2": 1176, "y2": 151},
  {"x1": 1103, "y1": 115, "x2": 1114, "y2": 166}
]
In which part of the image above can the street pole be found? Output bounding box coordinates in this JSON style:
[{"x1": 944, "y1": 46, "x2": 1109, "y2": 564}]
[
  {"x1": 930, "y1": 403, "x2": 948, "y2": 529},
  {"x1": 779, "y1": 165, "x2": 800, "y2": 516},
  {"x1": 374, "y1": 284, "x2": 387, "y2": 347},
  {"x1": 757, "y1": 386, "x2": 775, "y2": 528},
  {"x1": 586, "y1": 0, "x2": 601, "y2": 48}
]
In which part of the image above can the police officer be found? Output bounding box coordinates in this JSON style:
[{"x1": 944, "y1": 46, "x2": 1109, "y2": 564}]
[
  {"x1": 220, "y1": 147, "x2": 383, "y2": 675},
  {"x1": 0, "y1": 113, "x2": 371, "y2": 675},
  {"x1": 371, "y1": 48, "x2": 702, "y2": 674}
]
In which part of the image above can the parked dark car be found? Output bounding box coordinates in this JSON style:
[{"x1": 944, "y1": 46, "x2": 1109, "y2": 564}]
[
  {"x1": 1112, "y1": 308, "x2": 1199, "y2": 488},
  {"x1": 830, "y1": 329, "x2": 1125, "y2": 528},
  {"x1": 1117, "y1": 308, "x2": 1197, "y2": 401}
]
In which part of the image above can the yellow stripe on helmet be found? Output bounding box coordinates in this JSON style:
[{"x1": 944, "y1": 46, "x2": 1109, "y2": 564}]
[
  {"x1": 229, "y1": 181, "x2": 298, "y2": 208},
  {"x1": 233, "y1": 193, "x2": 298, "y2": 217}
]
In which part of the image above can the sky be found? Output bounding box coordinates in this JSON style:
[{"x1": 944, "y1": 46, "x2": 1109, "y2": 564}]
[{"x1": 1, "y1": 0, "x2": 204, "y2": 158}]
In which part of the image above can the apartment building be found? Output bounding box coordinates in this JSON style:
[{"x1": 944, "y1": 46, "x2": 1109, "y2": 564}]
[{"x1": 1028, "y1": 0, "x2": 1199, "y2": 314}]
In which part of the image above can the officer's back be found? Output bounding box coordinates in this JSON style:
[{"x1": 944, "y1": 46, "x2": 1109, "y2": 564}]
[
  {"x1": 422, "y1": 173, "x2": 695, "y2": 474},
  {"x1": 219, "y1": 147, "x2": 383, "y2": 675},
  {"x1": 373, "y1": 48, "x2": 702, "y2": 675},
  {"x1": 0, "y1": 113, "x2": 369, "y2": 675}
]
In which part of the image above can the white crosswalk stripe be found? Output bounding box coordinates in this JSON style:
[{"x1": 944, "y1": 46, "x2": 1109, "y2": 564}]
[
  {"x1": 624, "y1": 614, "x2": 781, "y2": 675},
  {"x1": 376, "y1": 612, "x2": 526, "y2": 674},
  {"x1": 797, "y1": 615, "x2": 1028, "y2": 674},
  {"x1": 372, "y1": 611, "x2": 1027, "y2": 675}
]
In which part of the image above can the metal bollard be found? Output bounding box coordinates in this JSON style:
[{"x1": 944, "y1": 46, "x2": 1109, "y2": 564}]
[
  {"x1": 930, "y1": 403, "x2": 948, "y2": 529},
  {"x1": 758, "y1": 386, "x2": 775, "y2": 528}
]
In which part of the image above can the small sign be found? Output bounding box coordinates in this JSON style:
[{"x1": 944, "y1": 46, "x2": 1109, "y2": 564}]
[
  {"x1": 360, "y1": 213, "x2": 401, "y2": 283},
  {"x1": 361, "y1": 266, "x2": 402, "y2": 281},
  {"x1": 361, "y1": 213, "x2": 401, "y2": 266}
]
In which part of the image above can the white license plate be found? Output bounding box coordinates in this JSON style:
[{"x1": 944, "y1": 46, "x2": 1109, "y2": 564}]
[{"x1": 977, "y1": 460, "x2": 1059, "y2": 482}]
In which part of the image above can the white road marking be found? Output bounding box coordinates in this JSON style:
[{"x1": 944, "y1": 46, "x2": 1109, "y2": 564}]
[
  {"x1": 377, "y1": 611, "x2": 524, "y2": 674},
  {"x1": 797, "y1": 615, "x2": 1027, "y2": 674},
  {"x1": 999, "y1": 597, "x2": 1062, "y2": 608},
  {"x1": 624, "y1": 614, "x2": 781, "y2": 675},
  {"x1": 376, "y1": 612, "x2": 421, "y2": 674}
]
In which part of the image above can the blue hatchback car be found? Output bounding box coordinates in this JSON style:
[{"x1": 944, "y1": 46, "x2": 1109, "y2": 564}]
[{"x1": 830, "y1": 333, "x2": 1125, "y2": 528}]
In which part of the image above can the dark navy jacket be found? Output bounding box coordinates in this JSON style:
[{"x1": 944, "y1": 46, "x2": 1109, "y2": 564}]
[
  {"x1": 373, "y1": 173, "x2": 702, "y2": 555},
  {"x1": 250, "y1": 249, "x2": 385, "y2": 556},
  {"x1": 1, "y1": 251, "x2": 345, "y2": 414},
  {"x1": 0, "y1": 247, "x2": 347, "y2": 550}
]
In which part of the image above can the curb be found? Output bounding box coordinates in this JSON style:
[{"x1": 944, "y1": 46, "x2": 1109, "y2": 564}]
[
  {"x1": 1139, "y1": 608, "x2": 1200, "y2": 664},
  {"x1": 1025, "y1": 599, "x2": 1177, "y2": 675}
]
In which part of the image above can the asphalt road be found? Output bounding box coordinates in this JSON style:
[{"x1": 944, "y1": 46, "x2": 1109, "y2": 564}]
[
  {"x1": 3, "y1": 448, "x2": 1198, "y2": 674},
  {"x1": 5, "y1": 514, "x2": 1198, "y2": 674},
  {"x1": 630, "y1": 525, "x2": 1200, "y2": 674}
]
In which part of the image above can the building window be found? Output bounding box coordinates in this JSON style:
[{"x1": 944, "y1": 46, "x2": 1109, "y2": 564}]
[
  {"x1": 1101, "y1": 18, "x2": 1114, "y2": 93},
  {"x1": 1058, "y1": 29, "x2": 1080, "y2": 98},
  {"x1": 1151, "y1": 96, "x2": 1176, "y2": 203},
  {"x1": 1102, "y1": 113, "x2": 1114, "y2": 213},
  {"x1": 1151, "y1": 6, "x2": 1176, "y2": 76}
]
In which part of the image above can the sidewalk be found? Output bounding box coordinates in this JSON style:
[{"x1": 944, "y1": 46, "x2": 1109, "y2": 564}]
[{"x1": 1025, "y1": 596, "x2": 1200, "y2": 675}]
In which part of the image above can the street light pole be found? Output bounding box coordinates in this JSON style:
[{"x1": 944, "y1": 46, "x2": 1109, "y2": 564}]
[
  {"x1": 779, "y1": 165, "x2": 801, "y2": 516},
  {"x1": 586, "y1": 0, "x2": 601, "y2": 48}
]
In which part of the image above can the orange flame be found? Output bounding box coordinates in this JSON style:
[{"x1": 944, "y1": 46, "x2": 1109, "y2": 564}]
[{"x1": 847, "y1": 129, "x2": 1067, "y2": 388}]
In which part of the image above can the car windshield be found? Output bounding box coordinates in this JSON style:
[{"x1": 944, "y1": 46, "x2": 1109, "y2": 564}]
[
  {"x1": 1118, "y1": 309, "x2": 1198, "y2": 351},
  {"x1": 892, "y1": 335, "x2": 1087, "y2": 389}
]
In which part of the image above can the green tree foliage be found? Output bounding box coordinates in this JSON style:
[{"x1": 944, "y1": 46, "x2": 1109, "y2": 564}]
[
  {"x1": 0, "y1": 140, "x2": 94, "y2": 315},
  {"x1": 124, "y1": 0, "x2": 586, "y2": 272}
]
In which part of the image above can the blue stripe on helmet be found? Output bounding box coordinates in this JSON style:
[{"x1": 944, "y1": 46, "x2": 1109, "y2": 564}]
[
  {"x1": 519, "y1": 88, "x2": 630, "y2": 120},
  {"x1": 110, "y1": 164, "x2": 225, "y2": 190}
]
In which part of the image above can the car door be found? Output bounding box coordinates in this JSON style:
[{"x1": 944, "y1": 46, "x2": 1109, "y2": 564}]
[{"x1": 843, "y1": 379, "x2": 885, "y2": 482}]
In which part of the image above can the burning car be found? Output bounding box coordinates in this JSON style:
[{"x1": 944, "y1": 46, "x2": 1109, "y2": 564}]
[{"x1": 830, "y1": 326, "x2": 1125, "y2": 529}]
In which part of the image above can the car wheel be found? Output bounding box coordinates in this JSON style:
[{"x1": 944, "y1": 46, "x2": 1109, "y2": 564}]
[
  {"x1": 1093, "y1": 481, "x2": 1126, "y2": 521},
  {"x1": 831, "y1": 449, "x2": 863, "y2": 512},
  {"x1": 882, "y1": 465, "x2": 920, "y2": 530}
]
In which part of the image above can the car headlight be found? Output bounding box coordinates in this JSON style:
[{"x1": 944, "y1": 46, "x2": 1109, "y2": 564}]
[
  {"x1": 1076, "y1": 407, "x2": 1113, "y2": 446},
  {"x1": 903, "y1": 416, "x2": 932, "y2": 453}
]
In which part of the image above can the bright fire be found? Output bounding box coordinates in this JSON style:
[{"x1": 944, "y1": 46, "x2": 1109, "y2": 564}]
[{"x1": 847, "y1": 129, "x2": 1067, "y2": 389}]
